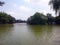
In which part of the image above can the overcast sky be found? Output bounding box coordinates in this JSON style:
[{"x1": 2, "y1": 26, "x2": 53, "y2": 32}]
[{"x1": 0, "y1": 0, "x2": 55, "y2": 20}]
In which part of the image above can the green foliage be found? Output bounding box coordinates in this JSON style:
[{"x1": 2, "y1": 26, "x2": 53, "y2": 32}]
[
  {"x1": 27, "y1": 12, "x2": 56, "y2": 25},
  {"x1": 47, "y1": 13, "x2": 55, "y2": 24},
  {"x1": 27, "y1": 12, "x2": 47, "y2": 25},
  {"x1": 49, "y1": 0, "x2": 60, "y2": 14},
  {"x1": 55, "y1": 16, "x2": 60, "y2": 24},
  {"x1": 49, "y1": 0, "x2": 60, "y2": 24},
  {"x1": 0, "y1": 12, "x2": 16, "y2": 24}
]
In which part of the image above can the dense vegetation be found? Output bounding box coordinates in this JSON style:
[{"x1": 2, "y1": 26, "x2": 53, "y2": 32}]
[
  {"x1": 0, "y1": 12, "x2": 16, "y2": 24},
  {"x1": 27, "y1": 12, "x2": 58, "y2": 25},
  {"x1": 49, "y1": 0, "x2": 60, "y2": 25},
  {"x1": 27, "y1": 12, "x2": 47, "y2": 25}
]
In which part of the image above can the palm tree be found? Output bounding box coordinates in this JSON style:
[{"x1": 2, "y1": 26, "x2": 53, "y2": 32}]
[{"x1": 49, "y1": 0, "x2": 60, "y2": 15}]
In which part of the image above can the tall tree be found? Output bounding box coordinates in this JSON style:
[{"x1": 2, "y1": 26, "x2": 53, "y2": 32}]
[
  {"x1": 0, "y1": 1, "x2": 4, "y2": 6},
  {"x1": 49, "y1": 0, "x2": 60, "y2": 15},
  {"x1": 27, "y1": 12, "x2": 47, "y2": 25},
  {"x1": 49, "y1": 0, "x2": 60, "y2": 24}
]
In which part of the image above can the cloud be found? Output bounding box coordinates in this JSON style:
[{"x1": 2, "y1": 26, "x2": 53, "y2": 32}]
[
  {"x1": 24, "y1": 0, "x2": 50, "y2": 5},
  {"x1": 13, "y1": 3, "x2": 18, "y2": 7},
  {"x1": 5, "y1": 11, "x2": 18, "y2": 18},
  {"x1": 5, "y1": 10, "x2": 32, "y2": 20},
  {"x1": 39, "y1": 10, "x2": 48, "y2": 15},
  {"x1": 24, "y1": 0, "x2": 30, "y2": 3},
  {"x1": 24, "y1": 0, "x2": 53, "y2": 15},
  {"x1": 24, "y1": 0, "x2": 50, "y2": 10},
  {"x1": 19, "y1": 6, "x2": 31, "y2": 12},
  {"x1": 5, "y1": 11, "x2": 16, "y2": 15}
]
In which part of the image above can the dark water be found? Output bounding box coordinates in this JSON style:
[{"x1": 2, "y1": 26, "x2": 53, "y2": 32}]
[{"x1": 0, "y1": 23, "x2": 60, "y2": 45}]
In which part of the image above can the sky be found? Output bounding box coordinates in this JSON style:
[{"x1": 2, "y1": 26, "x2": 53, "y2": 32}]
[{"x1": 0, "y1": 0, "x2": 55, "y2": 20}]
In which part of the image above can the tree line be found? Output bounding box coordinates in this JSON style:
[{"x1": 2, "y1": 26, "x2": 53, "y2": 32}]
[
  {"x1": 0, "y1": 12, "x2": 16, "y2": 24},
  {"x1": 27, "y1": 12, "x2": 59, "y2": 25},
  {"x1": 0, "y1": 0, "x2": 60, "y2": 25}
]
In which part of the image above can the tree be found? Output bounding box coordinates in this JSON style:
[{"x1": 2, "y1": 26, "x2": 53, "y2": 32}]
[
  {"x1": 0, "y1": 12, "x2": 16, "y2": 24},
  {"x1": 49, "y1": 0, "x2": 60, "y2": 15},
  {"x1": 0, "y1": 1, "x2": 4, "y2": 6},
  {"x1": 49, "y1": 0, "x2": 60, "y2": 24},
  {"x1": 47, "y1": 13, "x2": 54, "y2": 24},
  {"x1": 27, "y1": 12, "x2": 47, "y2": 25}
]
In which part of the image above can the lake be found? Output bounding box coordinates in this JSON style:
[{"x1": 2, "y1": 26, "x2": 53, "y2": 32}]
[{"x1": 0, "y1": 23, "x2": 60, "y2": 45}]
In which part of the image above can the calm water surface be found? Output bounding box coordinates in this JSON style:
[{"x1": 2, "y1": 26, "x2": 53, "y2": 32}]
[{"x1": 0, "y1": 23, "x2": 60, "y2": 45}]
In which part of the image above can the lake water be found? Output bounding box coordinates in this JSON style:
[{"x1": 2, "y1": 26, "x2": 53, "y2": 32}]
[{"x1": 0, "y1": 23, "x2": 60, "y2": 45}]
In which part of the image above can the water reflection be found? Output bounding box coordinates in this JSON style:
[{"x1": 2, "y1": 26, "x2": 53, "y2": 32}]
[
  {"x1": 0, "y1": 24, "x2": 14, "y2": 36},
  {"x1": 0, "y1": 24, "x2": 14, "y2": 45},
  {"x1": 28, "y1": 25, "x2": 53, "y2": 37},
  {"x1": 27, "y1": 25, "x2": 54, "y2": 45}
]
